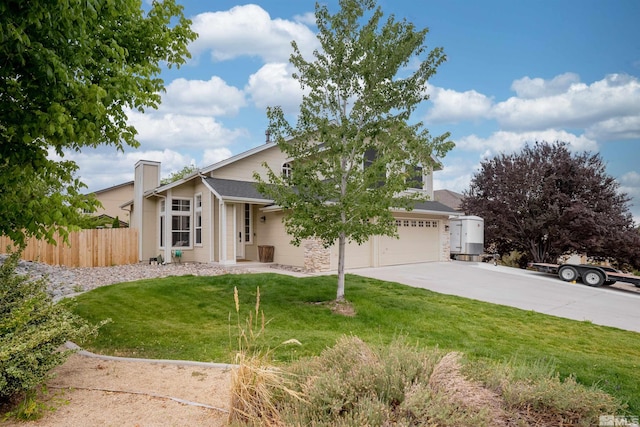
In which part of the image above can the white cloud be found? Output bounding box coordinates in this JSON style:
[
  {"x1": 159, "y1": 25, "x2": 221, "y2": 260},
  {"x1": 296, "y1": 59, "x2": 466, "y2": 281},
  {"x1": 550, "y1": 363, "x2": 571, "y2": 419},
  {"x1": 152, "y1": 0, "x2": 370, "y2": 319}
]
[
  {"x1": 510, "y1": 72, "x2": 581, "y2": 99},
  {"x1": 245, "y1": 63, "x2": 305, "y2": 113},
  {"x1": 455, "y1": 129, "x2": 599, "y2": 155},
  {"x1": 127, "y1": 111, "x2": 248, "y2": 150},
  {"x1": 202, "y1": 148, "x2": 233, "y2": 166},
  {"x1": 585, "y1": 115, "x2": 640, "y2": 141},
  {"x1": 190, "y1": 5, "x2": 319, "y2": 63},
  {"x1": 493, "y1": 73, "x2": 640, "y2": 131},
  {"x1": 294, "y1": 12, "x2": 316, "y2": 26},
  {"x1": 161, "y1": 77, "x2": 246, "y2": 117},
  {"x1": 426, "y1": 87, "x2": 493, "y2": 123},
  {"x1": 619, "y1": 171, "x2": 640, "y2": 226}
]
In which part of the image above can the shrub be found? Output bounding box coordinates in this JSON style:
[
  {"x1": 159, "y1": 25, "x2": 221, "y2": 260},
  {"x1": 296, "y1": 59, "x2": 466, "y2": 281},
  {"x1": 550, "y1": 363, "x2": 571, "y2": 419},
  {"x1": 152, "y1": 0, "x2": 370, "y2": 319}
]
[{"x1": 0, "y1": 250, "x2": 99, "y2": 407}]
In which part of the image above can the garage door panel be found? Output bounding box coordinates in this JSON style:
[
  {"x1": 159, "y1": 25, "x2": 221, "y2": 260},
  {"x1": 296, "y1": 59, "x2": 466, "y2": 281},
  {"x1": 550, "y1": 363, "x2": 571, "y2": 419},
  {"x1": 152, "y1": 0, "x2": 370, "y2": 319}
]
[
  {"x1": 380, "y1": 219, "x2": 439, "y2": 266},
  {"x1": 331, "y1": 239, "x2": 372, "y2": 269}
]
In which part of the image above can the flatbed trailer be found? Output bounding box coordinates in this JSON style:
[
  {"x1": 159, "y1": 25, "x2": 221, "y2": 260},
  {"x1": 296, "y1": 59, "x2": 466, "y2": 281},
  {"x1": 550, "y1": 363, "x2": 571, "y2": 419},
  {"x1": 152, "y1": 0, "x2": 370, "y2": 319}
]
[{"x1": 529, "y1": 262, "x2": 640, "y2": 288}]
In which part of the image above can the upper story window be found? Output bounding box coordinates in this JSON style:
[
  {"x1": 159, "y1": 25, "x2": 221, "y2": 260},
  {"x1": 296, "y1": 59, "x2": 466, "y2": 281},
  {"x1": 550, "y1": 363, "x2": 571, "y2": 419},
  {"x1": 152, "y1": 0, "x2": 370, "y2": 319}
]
[
  {"x1": 282, "y1": 162, "x2": 293, "y2": 179},
  {"x1": 407, "y1": 165, "x2": 424, "y2": 189},
  {"x1": 363, "y1": 148, "x2": 425, "y2": 190}
]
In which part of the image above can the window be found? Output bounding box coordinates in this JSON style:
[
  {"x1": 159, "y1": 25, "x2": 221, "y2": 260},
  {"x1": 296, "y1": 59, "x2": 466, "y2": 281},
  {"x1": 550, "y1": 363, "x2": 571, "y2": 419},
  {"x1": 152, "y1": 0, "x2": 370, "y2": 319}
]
[
  {"x1": 407, "y1": 165, "x2": 424, "y2": 189},
  {"x1": 244, "y1": 203, "x2": 252, "y2": 243},
  {"x1": 195, "y1": 194, "x2": 202, "y2": 245},
  {"x1": 171, "y1": 198, "x2": 191, "y2": 247},
  {"x1": 363, "y1": 148, "x2": 385, "y2": 188},
  {"x1": 432, "y1": 221, "x2": 438, "y2": 228},
  {"x1": 282, "y1": 162, "x2": 293, "y2": 179}
]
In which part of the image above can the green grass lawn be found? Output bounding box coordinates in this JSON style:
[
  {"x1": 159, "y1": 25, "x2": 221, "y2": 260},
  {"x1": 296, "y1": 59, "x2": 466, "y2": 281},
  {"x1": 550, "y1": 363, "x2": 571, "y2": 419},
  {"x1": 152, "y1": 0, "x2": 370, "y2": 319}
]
[{"x1": 70, "y1": 272, "x2": 640, "y2": 413}]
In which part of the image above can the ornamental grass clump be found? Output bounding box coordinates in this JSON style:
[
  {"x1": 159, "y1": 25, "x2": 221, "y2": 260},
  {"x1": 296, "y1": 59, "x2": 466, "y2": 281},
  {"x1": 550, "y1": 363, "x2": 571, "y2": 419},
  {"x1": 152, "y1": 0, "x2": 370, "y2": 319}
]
[{"x1": 228, "y1": 286, "x2": 303, "y2": 426}]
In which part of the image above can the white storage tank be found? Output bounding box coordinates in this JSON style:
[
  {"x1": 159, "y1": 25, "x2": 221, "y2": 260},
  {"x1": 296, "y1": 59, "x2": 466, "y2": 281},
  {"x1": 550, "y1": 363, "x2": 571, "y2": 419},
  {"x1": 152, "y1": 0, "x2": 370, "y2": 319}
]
[{"x1": 450, "y1": 216, "x2": 484, "y2": 260}]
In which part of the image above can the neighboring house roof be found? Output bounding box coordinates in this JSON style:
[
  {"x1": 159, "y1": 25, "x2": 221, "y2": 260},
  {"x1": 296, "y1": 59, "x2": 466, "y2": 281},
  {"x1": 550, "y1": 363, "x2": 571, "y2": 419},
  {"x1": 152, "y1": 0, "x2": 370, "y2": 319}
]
[
  {"x1": 92, "y1": 180, "x2": 134, "y2": 194},
  {"x1": 412, "y1": 200, "x2": 461, "y2": 216},
  {"x1": 434, "y1": 189, "x2": 464, "y2": 211}
]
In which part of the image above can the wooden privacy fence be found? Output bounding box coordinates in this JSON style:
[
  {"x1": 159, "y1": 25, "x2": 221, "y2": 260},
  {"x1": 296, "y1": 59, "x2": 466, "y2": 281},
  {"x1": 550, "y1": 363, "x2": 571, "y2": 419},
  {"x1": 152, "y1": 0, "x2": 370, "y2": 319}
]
[{"x1": 0, "y1": 228, "x2": 138, "y2": 267}]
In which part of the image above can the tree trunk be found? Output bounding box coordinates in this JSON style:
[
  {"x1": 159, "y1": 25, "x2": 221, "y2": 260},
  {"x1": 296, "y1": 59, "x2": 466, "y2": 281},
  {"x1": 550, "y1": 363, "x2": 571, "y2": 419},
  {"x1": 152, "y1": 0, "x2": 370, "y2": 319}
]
[{"x1": 337, "y1": 232, "x2": 346, "y2": 301}]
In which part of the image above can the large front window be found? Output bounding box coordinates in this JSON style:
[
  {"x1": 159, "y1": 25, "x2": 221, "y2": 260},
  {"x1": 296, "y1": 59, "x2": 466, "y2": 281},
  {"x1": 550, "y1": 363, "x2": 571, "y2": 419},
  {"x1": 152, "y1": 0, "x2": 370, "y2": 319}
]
[{"x1": 171, "y1": 198, "x2": 191, "y2": 247}]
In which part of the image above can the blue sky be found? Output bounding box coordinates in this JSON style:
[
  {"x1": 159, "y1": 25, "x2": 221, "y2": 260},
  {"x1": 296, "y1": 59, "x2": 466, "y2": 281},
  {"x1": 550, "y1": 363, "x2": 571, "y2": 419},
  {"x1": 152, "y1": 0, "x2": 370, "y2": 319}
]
[{"x1": 70, "y1": 0, "x2": 640, "y2": 223}]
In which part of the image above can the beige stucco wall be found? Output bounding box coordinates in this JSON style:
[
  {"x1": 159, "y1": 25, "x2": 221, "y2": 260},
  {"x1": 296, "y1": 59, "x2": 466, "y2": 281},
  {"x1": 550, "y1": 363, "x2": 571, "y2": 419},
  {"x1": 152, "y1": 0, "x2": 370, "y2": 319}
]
[
  {"x1": 211, "y1": 144, "x2": 289, "y2": 181},
  {"x1": 254, "y1": 210, "x2": 305, "y2": 268}
]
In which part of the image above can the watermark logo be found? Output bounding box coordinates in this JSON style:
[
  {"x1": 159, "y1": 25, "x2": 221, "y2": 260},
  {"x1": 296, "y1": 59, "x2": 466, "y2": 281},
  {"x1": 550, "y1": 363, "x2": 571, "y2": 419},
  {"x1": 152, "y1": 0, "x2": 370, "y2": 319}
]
[{"x1": 599, "y1": 415, "x2": 639, "y2": 426}]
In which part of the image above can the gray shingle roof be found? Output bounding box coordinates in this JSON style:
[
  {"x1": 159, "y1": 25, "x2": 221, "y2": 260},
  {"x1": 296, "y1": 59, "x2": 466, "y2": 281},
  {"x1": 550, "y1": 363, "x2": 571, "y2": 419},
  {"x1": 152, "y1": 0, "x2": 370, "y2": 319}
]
[
  {"x1": 412, "y1": 200, "x2": 460, "y2": 214},
  {"x1": 204, "y1": 177, "x2": 272, "y2": 202},
  {"x1": 205, "y1": 176, "x2": 458, "y2": 214}
]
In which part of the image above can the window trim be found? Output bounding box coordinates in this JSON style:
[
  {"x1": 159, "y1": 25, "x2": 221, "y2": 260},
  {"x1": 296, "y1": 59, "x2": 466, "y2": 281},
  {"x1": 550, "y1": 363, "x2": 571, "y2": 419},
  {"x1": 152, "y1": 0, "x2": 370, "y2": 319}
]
[
  {"x1": 244, "y1": 203, "x2": 253, "y2": 244},
  {"x1": 194, "y1": 193, "x2": 203, "y2": 246},
  {"x1": 282, "y1": 161, "x2": 293, "y2": 179},
  {"x1": 170, "y1": 197, "x2": 192, "y2": 249}
]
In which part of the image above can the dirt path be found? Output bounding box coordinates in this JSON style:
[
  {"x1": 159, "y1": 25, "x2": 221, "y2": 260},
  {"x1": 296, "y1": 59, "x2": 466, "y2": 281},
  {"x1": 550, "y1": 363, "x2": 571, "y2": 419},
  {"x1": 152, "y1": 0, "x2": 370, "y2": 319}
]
[{"x1": 3, "y1": 354, "x2": 232, "y2": 427}]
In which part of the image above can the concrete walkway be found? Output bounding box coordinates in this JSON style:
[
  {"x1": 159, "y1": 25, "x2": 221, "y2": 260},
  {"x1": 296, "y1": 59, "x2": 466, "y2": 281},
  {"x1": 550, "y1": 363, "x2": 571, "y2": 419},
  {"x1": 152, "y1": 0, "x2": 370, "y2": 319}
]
[{"x1": 347, "y1": 261, "x2": 640, "y2": 333}]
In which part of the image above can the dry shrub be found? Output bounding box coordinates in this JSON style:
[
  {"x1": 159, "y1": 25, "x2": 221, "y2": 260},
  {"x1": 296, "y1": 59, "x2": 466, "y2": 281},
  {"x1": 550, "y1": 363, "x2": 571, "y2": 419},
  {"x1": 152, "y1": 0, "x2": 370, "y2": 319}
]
[{"x1": 467, "y1": 357, "x2": 624, "y2": 427}]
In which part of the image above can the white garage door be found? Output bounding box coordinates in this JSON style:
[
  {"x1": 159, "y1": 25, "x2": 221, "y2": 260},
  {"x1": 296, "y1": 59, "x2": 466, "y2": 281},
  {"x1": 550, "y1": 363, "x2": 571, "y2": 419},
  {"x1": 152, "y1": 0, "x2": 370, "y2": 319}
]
[{"x1": 379, "y1": 218, "x2": 440, "y2": 266}]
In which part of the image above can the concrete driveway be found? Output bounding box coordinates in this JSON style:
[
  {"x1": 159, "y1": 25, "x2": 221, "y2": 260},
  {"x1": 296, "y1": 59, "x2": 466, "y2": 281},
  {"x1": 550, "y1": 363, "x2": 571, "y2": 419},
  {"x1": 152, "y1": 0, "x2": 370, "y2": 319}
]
[{"x1": 347, "y1": 261, "x2": 640, "y2": 333}]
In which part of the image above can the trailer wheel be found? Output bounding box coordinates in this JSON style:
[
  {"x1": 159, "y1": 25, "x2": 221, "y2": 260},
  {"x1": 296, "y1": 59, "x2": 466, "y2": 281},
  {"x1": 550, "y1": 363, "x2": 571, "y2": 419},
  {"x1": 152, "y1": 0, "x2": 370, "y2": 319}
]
[
  {"x1": 558, "y1": 266, "x2": 578, "y2": 282},
  {"x1": 583, "y1": 269, "x2": 605, "y2": 287}
]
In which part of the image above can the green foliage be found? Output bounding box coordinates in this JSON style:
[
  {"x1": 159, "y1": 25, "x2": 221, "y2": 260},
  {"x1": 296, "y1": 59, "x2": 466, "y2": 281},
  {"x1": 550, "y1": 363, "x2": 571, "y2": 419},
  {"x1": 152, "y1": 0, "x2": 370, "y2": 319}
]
[
  {"x1": 111, "y1": 216, "x2": 121, "y2": 229},
  {"x1": 0, "y1": 251, "x2": 100, "y2": 404},
  {"x1": 0, "y1": 0, "x2": 197, "y2": 246},
  {"x1": 70, "y1": 273, "x2": 640, "y2": 412},
  {"x1": 1, "y1": 387, "x2": 57, "y2": 422},
  {"x1": 256, "y1": 0, "x2": 453, "y2": 299},
  {"x1": 160, "y1": 164, "x2": 199, "y2": 185},
  {"x1": 499, "y1": 250, "x2": 525, "y2": 268}
]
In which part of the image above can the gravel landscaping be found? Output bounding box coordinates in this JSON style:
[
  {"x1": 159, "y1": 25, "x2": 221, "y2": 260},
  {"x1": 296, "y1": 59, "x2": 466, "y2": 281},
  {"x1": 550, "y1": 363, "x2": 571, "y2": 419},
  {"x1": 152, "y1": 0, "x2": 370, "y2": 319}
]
[{"x1": 0, "y1": 255, "x2": 237, "y2": 299}]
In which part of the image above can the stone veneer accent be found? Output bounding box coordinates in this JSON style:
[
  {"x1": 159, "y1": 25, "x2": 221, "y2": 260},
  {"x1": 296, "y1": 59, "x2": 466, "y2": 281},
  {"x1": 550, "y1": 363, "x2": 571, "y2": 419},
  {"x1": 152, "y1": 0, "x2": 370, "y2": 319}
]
[
  {"x1": 303, "y1": 238, "x2": 331, "y2": 273},
  {"x1": 441, "y1": 219, "x2": 452, "y2": 261}
]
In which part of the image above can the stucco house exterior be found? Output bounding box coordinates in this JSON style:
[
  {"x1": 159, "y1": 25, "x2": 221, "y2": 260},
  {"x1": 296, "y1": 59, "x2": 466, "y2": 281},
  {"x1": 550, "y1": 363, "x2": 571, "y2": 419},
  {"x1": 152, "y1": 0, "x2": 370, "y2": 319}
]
[{"x1": 129, "y1": 140, "x2": 460, "y2": 272}]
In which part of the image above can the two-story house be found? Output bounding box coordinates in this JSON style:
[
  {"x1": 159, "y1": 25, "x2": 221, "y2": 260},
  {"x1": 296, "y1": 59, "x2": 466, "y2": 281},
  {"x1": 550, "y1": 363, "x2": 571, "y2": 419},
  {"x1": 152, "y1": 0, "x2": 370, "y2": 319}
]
[{"x1": 128, "y1": 139, "x2": 460, "y2": 272}]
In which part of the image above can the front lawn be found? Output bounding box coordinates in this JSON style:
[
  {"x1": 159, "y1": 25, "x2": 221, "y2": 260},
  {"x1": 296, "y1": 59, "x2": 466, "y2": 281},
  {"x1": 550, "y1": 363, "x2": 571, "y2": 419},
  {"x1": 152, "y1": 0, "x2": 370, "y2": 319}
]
[{"x1": 70, "y1": 272, "x2": 640, "y2": 413}]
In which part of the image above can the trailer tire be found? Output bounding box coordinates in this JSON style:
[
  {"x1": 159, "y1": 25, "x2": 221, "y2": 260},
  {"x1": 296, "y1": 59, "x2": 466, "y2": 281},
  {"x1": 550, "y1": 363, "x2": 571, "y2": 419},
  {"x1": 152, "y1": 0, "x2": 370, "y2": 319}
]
[
  {"x1": 559, "y1": 266, "x2": 578, "y2": 282},
  {"x1": 583, "y1": 269, "x2": 606, "y2": 287}
]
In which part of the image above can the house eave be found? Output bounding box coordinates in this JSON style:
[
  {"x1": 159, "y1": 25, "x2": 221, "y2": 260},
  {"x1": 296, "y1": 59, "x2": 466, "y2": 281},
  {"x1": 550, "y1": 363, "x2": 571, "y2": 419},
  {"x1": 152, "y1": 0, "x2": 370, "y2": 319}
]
[{"x1": 200, "y1": 143, "x2": 279, "y2": 175}]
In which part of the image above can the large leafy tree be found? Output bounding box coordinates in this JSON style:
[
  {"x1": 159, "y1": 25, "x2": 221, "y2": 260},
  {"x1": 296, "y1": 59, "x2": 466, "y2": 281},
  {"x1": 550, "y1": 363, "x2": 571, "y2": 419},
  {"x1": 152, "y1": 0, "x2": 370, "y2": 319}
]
[
  {"x1": 462, "y1": 141, "x2": 640, "y2": 268},
  {"x1": 256, "y1": 0, "x2": 453, "y2": 300},
  {"x1": 0, "y1": 0, "x2": 196, "y2": 245}
]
